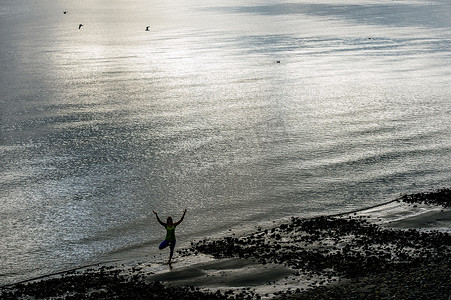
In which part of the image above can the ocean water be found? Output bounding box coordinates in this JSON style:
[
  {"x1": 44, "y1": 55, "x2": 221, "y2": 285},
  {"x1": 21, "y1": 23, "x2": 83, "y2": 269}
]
[{"x1": 1, "y1": 0, "x2": 450, "y2": 285}]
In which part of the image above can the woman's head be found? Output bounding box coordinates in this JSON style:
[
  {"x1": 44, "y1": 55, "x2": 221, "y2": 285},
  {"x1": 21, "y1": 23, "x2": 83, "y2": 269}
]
[{"x1": 166, "y1": 217, "x2": 173, "y2": 226}]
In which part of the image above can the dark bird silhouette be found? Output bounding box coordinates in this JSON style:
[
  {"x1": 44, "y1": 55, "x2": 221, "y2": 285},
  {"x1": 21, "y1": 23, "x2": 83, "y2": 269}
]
[
  {"x1": 145, "y1": 26, "x2": 150, "y2": 31},
  {"x1": 79, "y1": 24, "x2": 83, "y2": 29},
  {"x1": 63, "y1": 11, "x2": 67, "y2": 14}
]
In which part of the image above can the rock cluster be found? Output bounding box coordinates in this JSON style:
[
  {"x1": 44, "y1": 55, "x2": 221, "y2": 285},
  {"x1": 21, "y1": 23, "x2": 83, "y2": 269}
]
[
  {"x1": 189, "y1": 215, "x2": 450, "y2": 280},
  {"x1": 279, "y1": 261, "x2": 450, "y2": 300},
  {"x1": 398, "y1": 188, "x2": 450, "y2": 207},
  {"x1": 0, "y1": 268, "x2": 226, "y2": 300}
]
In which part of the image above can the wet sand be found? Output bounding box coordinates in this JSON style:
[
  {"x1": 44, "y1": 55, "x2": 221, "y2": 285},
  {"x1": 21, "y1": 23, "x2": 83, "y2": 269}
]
[{"x1": 1, "y1": 189, "x2": 450, "y2": 299}]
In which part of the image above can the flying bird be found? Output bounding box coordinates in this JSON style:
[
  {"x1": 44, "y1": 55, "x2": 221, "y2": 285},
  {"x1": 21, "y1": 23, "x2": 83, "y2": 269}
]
[{"x1": 79, "y1": 24, "x2": 83, "y2": 29}]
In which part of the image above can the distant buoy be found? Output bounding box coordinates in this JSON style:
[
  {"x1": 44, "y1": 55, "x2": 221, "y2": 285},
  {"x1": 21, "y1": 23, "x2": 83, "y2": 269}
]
[
  {"x1": 276, "y1": 60, "x2": 280, "y2": 64},
  {"x1": 63, "y1": 11, "x2": 67, "y2": 14}
]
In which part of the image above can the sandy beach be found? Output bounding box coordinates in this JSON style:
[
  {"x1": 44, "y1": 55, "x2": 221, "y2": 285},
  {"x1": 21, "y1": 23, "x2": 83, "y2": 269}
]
[{"x1": 1, "y1": 189, "x2": 450, "y2": 299}]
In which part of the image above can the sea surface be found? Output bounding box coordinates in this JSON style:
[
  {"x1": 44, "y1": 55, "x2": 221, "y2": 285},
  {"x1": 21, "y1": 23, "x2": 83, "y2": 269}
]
[{"x1": 1, "y1": 0, "x2": 450, "y2": 285}]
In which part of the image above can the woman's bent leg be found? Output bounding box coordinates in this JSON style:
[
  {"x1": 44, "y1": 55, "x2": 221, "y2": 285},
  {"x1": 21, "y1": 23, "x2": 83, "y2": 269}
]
[{"x1": 159, "y1": 240, "x2": 169, "y2": 250}]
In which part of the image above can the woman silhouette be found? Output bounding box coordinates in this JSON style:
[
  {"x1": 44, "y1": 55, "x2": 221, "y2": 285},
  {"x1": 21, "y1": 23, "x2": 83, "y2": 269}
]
[{"x1": 153, "y1": 209, "x2": 186, "y2": 265}]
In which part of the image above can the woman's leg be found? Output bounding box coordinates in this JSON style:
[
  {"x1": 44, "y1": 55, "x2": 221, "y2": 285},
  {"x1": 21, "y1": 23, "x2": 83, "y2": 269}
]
[
  {"x1": 168, "y1": 241, "x2": 176, "y2": 263},
  {"x1": 159, "y1": 240, "x2": 169, "y2": 250}
]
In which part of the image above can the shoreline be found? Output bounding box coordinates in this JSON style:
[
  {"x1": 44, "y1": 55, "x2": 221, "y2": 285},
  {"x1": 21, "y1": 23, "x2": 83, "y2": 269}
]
[{"x1": 1, "y1": 188, "x2": 450, "y2": 299}]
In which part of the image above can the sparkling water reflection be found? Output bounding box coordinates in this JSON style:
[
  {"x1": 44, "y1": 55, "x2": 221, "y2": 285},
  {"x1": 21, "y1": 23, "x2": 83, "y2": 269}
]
[{"x1": 1, "y1": 0, "x2": 450, "y2": 285}]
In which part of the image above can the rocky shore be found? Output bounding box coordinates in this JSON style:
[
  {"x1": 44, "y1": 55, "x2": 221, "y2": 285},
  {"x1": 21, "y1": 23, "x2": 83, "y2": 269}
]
[
  {"x1": 280, "y1": 261, "x2": 450, "y2": 300},
  {"x1": 1, "y1": 189, "x2": 450, "y2": 299}
]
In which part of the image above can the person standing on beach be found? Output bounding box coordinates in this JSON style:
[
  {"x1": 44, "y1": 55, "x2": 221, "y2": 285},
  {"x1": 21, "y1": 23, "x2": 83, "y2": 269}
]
[{"x1": 153, "y1": 209, "x2": 187, "y2": 265}]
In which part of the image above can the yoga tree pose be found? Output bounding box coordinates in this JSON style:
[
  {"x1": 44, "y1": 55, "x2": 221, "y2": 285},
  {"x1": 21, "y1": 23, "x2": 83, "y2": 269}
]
[{"x1": 153, "y1": 209, "x2": 187, "y2": 265}]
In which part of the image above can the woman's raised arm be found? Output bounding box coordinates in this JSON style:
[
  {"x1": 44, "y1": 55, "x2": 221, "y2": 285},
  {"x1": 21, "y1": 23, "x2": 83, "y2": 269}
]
[
  {"x1": 153, "y1": 210, "x2": 166, "y2": 227},
  {"x1": 174, "y1": 209, "x2": 187, "y2": 227}
]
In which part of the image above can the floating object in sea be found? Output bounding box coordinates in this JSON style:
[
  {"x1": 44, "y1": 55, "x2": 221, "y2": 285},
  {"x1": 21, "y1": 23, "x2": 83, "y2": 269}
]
[
  {"x1": 276, "y1": 60, "x2": 280, "y2": 63},
  {"x1": 145, "y1": 26, "x2": 150, "y2": 31},
  {"x1": 63, "y1": 11, "x2": 67, "y2": 14},
  {"x1": 79, "y1": 24, "x2": 83, "y2": 29}
]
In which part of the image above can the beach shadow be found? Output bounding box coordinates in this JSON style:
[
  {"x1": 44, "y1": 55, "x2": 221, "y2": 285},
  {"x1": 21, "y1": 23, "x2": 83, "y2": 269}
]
[{"x1": 146, "y1": 257, "x2": 293, "y2": 287}]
